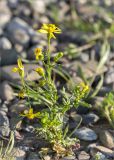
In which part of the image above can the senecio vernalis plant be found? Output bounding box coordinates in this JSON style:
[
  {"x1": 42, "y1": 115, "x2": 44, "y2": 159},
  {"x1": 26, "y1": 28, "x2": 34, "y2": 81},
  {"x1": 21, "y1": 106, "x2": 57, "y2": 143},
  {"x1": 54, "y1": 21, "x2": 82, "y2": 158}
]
[{"x1": 12, "y1": 24, "x2": 89, "y2": 156}]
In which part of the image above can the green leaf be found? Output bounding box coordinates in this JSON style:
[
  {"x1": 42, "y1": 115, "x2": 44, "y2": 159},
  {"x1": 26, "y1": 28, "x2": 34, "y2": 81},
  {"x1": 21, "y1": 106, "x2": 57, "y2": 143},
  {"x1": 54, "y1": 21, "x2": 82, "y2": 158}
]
[
  {"x1": 90, "y1": 75, "x2": 104, "y2": 98},
  {"x1": 97, "y1": 40, "x2": 110, "y2": 71}
]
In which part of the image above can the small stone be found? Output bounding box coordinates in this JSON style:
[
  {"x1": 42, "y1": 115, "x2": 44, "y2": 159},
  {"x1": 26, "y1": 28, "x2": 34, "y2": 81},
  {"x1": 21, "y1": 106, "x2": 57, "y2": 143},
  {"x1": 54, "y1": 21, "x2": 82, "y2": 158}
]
[
  {"x1": 0, "y1": 64, "x2": 40, "y2": 82},
  {"x1": 69, "y1": 112, "x2": 82, "y2": 130},
  {"x1": 94, "y1": 152, "x2": 107, "y2": 160},
  {"x1": 73, "y1": 127, "x2": 97, "y2": 141},
  {"x1": 8, "y1": 0, "x2": 19, "y2": 8},
  {"x1": 89, "y1": 143, "x2": 114, "y2": 158},
  {"x1": 0, "y1": 0, "x2": 12, "y2": 28},
  {"x1": 0, "y1": 112, "x2": 9, "y2": 126},
  {"x1": 82, "y1": 113, "x2": 99, "y2": 125},
  {"x1": 0, "y1": 37, "x2": 12, "y2": 50},
  {"x1": 6, "y1": 18, "x2": 31, "y2": 47},
  {"x1": 99, "y1": 130, "x2": 114, "y2": 149},
  {"x1": 104, "y1": 67, "x2": 114, "y2": 84},
  {"x1": 0, "y1": 81, "x2": 14, "y2": 101},
  {"x1": 0, "y1": 102, "x2": 8, "y2": 113},
  {"x1": 78, "y1": 151, "x2": 90, "y2": 160},
  {"x1": 80, "y1": 53, "x2": 89, "y2": 63},
  {"x1": 13, "y1": 148, "x2": 26, "y2": 160},
  {"x1": 0, "y1": 126, "x2": 10, "y2": 136},
  {"x1": 27, "y1": 152, "x2": 40, "y2": 160},
  {"x1": 43, "y1": 155, "x2": 51, "y2": 160},
  {"x1": 61, "y1": 155, "x2": 76, "y2": 160},
  {"x1": 31, "y1": 0, "x2": 46, "y2": 14}
]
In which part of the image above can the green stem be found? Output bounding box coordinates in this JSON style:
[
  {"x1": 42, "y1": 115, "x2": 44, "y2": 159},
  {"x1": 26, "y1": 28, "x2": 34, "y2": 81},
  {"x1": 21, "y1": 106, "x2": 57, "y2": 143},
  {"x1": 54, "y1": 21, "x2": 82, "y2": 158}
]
[{"x1": 47, "y1": 35, "x2": 52, "y2": 83}]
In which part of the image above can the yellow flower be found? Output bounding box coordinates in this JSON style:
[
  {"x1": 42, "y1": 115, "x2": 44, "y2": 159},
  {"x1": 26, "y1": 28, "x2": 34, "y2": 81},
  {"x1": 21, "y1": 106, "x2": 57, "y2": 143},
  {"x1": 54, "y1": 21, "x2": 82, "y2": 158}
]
[
  {"x1": 38, "y1": 24, "x2": 61, "y2": 39},
  {"x1": 18, "y1": 90, "x2": 24, "y2": 99},
  {"x1": 35, "y1": 67, "x2": 45, "y2": 76},
  {"x1": 34, "y1": 48, "x2": 43, "y2": 60},
  {"x1": 12, "y1": 58, "x2": 24, "y2": 78},
  {"x1": 80, "y1": 82, "x2": 89, "y2": 92},
  {"x1": 20, "y1": 108, "x2": 41, "y2": 120}
]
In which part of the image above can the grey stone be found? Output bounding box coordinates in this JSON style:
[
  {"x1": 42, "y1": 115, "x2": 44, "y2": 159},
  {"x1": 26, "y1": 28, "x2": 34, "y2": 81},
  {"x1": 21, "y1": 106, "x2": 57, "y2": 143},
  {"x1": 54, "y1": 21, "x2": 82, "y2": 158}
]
[
  {"x1": 104, "y1": 67, "x2": 114, "y2": 84},
  {"x1": 8, "y1": 0, "x2": 19, "y2": 8},
  {"x1": 0, "y1": 37, "x2": 12, "y2": 50},
  {"x1": 0, "y1": 81, "x2": 14, "y2": 101},
  {"x1": 0, "y1": 126, "x2": 10, "y2": 136},
  {"x1": 61, "y1": 156, "x2": 76, "y2": 160},
  {"x1": 13, "y1": 148, "x2": 26, "y2": 160},
  {"x1": 0, "y1": 48, "x2": 18, "y2": 66},
  {"x1": 31, "y1": 0, "x2": 46, "y2": 14},
  {"x1": 88, "y1": 143, "x2": 114, "y2": 158},
  {"x1": 82, "y1": 113, "x2": 99, "y2": 125},
  {"x1": 0, "y1": 112, "x2": 9, "y2": 126},
  {"x1": 0, "y1": 64, "x2": 40, "y2": 82},
  {"x1": 94, "y1": 152, "x2": 107, "y2": 160},
  {"x1": 27, "y1": 152, "x2": 40, "y2": 160},
  {"x1": 99, "y1": 130, "x2": 114, "y2": 149},
  {"x1": 80, "y1": 53, "x2": 89, "y2": 63},
  {"x1": 6, "y1": 18, "x2": 31, "y2": 47},
  {"x1": 78, "y1": 151, "x2": 90, "y2": 160},
  {"x1": 69, "y1": 112, "x2": 82, "y2": 130},
  {"x1": 0, "y1": 103, "x2": 8, "y2": 113},
  {"x1": 73, "y1": 127, "x2": 97, "y2": 141},
  {"x1": 0, "y1": 0, "x2": 12, "y2": 28}
]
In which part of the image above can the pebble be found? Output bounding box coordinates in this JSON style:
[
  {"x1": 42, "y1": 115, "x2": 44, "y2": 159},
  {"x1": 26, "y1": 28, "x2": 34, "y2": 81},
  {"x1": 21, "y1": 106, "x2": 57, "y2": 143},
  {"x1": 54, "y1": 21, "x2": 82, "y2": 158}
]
[
  {"x1": 99, "y1": 130, "x2": 114, "y2": 149},
  {"x1": 8, "y1": 0, "x2": 19, "y2": 9},
  {"x1": 82, "y1": 113, "x2": 99, "y2": 125},
  {"x1": 61, "y1": 155, "x2": 76, "y2": 160},
  {"x1": 69, "y1": 112, "x2": 82, "y2": 130},
  {"x1": 78, "y1": 151, "x2": 90, "y2": 160},
  {"x1": 27, "y1": 152, "x2": 40, "y2": 160},
  {"x1": 0, "y1": 81, "x2": 14, "y2": 101},
  {"x1": 94, "y1": 152, "x2": 107, "y2": 160},
  {"x1": 73, "y1": 127, "x2": 97, "y2": 141},
  {"x1": 89, "y1": 143, "x2": 114, "y2": 158},
  {"x1": 13, "y1": 148, "x2": 26, "y2": 160},
  {"x1": 104, "y1": 67, "x2": 114, "y2": 84},
  {"x1": 0, "y1": 126, "x2": 10, "y2": 136},
  {"x1": 0, "y1": 112, "x2": 9, "y2": 126},
  {"x1": 31, "y1": 0, "x2": 46, "y2": 14},
  {"x1": 0, "y1": 0, "x2": 12, "y2": 28},
  {"x1": 0, "y1": 64, "x2": 40, "y2": 82},
  {"x1": 6, "y1": 17, "x2": 30, "y2": 47},
  {"x1": 0, "y1": 102, "x2": 8, "y2": 113},
  {"x1": 0, "y1": 37, "x2": 12, "y2": 50}
]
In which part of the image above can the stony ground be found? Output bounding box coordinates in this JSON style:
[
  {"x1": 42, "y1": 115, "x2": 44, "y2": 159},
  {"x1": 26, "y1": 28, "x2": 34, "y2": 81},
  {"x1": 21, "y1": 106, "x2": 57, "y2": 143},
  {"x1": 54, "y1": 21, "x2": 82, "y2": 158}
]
[{"x1": 0, "y1": 0, "x2": 114, "y2": 160}]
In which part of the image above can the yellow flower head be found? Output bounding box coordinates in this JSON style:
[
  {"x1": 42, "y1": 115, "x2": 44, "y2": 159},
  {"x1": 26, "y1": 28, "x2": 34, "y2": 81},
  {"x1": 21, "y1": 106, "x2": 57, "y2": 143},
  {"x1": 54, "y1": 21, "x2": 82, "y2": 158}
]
[
  {"x1": 38, "y1": 24, "x2": 61, "y2": 39},
  {"x1": 20, "y1": 108, "x2": 41, "y2": 120},
  {"x1": 18, "y1": 89, "x2": 25, "y2": 99},
  {"x1": 35, "y1": 67, "x2": 45, "y2": 76},
  {"x1": 12, "y1": 58, "x2": 24, "y2": 78},
  {"x1": 80, "y1": 82, "x2": 89, "y2": 92},
  {"x1": 34, "y1": 48, "x2": 43, "y2": 60}
]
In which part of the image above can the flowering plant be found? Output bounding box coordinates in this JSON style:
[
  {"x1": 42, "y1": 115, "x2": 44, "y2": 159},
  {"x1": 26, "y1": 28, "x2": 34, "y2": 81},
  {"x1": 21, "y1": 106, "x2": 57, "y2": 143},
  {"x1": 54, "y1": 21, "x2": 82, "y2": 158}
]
[{"x1": 12, "y1": 24, "x2": 89, "y2": 156}]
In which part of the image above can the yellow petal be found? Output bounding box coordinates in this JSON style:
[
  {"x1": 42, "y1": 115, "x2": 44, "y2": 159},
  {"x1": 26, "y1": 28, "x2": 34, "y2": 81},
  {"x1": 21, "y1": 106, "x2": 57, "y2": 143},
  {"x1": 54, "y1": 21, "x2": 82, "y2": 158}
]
[
  {"x1": 12, "y1": 67, "x2": 19, "y2": 72},
  {"x1": 28, "y1": 108, "x2": 33, "y2": 114},
  {"x1": 38, "y1": 29, "x2": 48, "y2": 33},
  {"x1": 50, "y1": 33, "x2": 56, "y2": 39},
  {"x1": 17, "y1": 58, "x2": 24, "y2": 69}
]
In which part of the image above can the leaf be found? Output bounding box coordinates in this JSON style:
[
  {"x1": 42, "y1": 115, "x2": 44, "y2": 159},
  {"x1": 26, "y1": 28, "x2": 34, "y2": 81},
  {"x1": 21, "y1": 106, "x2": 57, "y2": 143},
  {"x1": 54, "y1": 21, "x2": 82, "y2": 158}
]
[
  {"x1": 91, "y1": 75, "x2": 104, "y2": 98},
  {"x1": 77, "y1": 65, "x2": 88, "y2": 84},
  {"x1": 97, "y1": 40, "x2": 110, "y2": 71}
]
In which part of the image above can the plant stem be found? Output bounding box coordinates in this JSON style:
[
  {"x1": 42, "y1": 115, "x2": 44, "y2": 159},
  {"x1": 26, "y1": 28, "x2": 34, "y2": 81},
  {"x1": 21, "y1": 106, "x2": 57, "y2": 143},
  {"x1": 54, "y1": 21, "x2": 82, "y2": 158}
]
[{"x1": 47, "y1": 35, "x2": 52, "y2": 83}]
